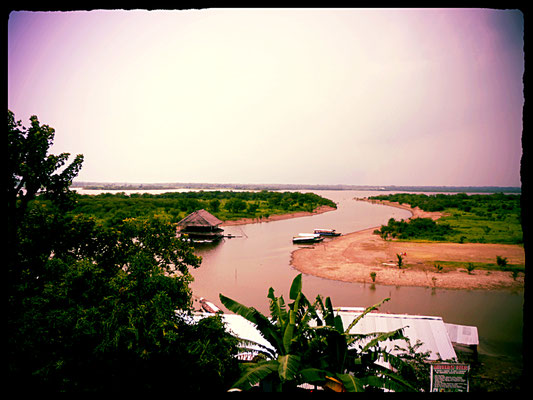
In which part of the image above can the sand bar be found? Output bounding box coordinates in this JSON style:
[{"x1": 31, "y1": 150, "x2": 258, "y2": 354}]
[{"x1": 290, "y1": 199, "x2": 525, "y2": 291}]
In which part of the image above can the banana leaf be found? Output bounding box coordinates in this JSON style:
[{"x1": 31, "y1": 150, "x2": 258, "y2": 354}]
[
  {"x1": 289, "y1": 273, "x2": 302, "y2": 300},
  {"x1": 231, "y1": 360, "x2": 279, "y2": 390},
  {"x1": 361, "y1": 363, "x2": 419, "y2": 392},
  {"x1": 360, "y1": 327, "x2": 408, "y2": 352},
  {"x1": 335, "y1": 372, "x2": 365, "y2": 392},
  {"x1": 219, "y1": 293, "x2": 283, "y2": 353},
  {"x1": 277, "y1": 354, "x2": 301, "y2": 382},
  {"x1": 344, "y1": 297, "x2": 391, "y2": 334}
]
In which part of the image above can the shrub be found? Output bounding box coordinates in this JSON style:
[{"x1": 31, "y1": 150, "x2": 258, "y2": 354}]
[
  {"x1": 466, "y1": 263, "x2": 476, "y2": 274},
  {"x1": 496, "y1": 255, "x2": 508, "y2": 268}
]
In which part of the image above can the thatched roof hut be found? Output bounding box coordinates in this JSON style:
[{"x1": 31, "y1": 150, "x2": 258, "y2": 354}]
[{"x1": 177, "y1": 209, "x2": 224, "y2": 241}]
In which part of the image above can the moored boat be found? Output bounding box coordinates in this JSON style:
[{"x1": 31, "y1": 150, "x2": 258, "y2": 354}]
[
  {"x1": 292, "y1": 233, "x2": 324, "y2": 244},
  {"x1": 314, "y1": 228, "x2": 341, "y2": 236}
]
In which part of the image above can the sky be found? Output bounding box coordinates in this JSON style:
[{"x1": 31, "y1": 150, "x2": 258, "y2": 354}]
[{"x1": 8, "y1": 8, "x2": 524, "y2": 187}]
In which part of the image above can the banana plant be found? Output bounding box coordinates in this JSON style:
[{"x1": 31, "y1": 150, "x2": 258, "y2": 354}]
[
  {"x1": 220, "y1": 273, "x2": 317, "y2": 391},
  {"x1": 219, "y1": 274, "x2": 425, "y2": 392},
  {"x1": 308, "y1": 295, "x2": 419, "y2": 392}
]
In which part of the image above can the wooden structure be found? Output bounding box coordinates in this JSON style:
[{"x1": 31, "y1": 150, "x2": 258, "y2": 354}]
[{"x1": 177, "y1": 209, "x2": 224, "y2": 242}]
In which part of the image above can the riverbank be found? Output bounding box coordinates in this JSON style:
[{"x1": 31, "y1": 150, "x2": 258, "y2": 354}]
[
  {"x1": 221, "y1": 205, "x2": 336, "y2": 226},
  {"x1": 290, "y1": 198, "x2": 525, "y2": 291}
]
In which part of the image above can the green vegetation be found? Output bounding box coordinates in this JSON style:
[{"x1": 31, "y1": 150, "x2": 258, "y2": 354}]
[
  {"x1": 65, "y1": 190, "x2": 336, "y2": 227},
  {"x1": 376, "y1": 217, "x2": 456, "y2": 241},
  {"x1": 220, "y1": 274, "x2": 435, "y2": 392},
  {"x1": 8, "y1": 111, "x2": 241, "y2": 391},
  {"x1": 429, "y1": 258, "x2": 524, "y2": 277},
  {"x1": 371, "y1": 193, "x2": 522, "y2": 244},
  {"x1": 9, "y1": 110, "x2": 521, "y2": 392}
]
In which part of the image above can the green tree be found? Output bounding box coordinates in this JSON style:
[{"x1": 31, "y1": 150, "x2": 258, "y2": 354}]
[
  {"x1": 220, "y1": 274, "x2": 427, "y2": 392},
  {"x1": 8, "y1": 110, "x2": 84, "y2": 261},
  {"x1": 247, "y1": 202, "x2": 259, "y2": 214},
  {"x1": 225, "y1": 197, "x2": 247, "y2": 213},
  {"x1": 208, "y1": 198, "x2": 221, "y2": 212},
  {"x1": 8, "y1": 111, "x2": 240, "y2": 391}
]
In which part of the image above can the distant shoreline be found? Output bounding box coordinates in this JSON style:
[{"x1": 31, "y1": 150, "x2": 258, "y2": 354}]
[{"x1": 71, "y1": 182, "x2": 521, "y2": 194}]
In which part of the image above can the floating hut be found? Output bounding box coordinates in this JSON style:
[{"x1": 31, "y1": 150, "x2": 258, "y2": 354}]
[{"x1": 176, "y1": 209, "x2": 224, "y2": 242}]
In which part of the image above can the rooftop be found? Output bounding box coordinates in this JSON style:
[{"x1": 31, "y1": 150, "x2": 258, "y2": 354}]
[
  {"x1": 177, "y1": 209, "x2": 223, "y2": 228},
  {"x1": 194, "y1": 308, "x2": 478, "y2": 363}
]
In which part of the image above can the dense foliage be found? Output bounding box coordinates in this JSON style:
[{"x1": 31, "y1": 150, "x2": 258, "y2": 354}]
[
  {"x1": 67, "y1": 190, "x2": 337, "y2": 227},
  {"x1": 8, "y1": 111, "x2": 240, "y2": 392},
  {"x1": 371, "y1": 193, "x2": 522, "y2": 244},
  {"x1": 376, "y1": 217, "x2": 455, "y2": 241}
]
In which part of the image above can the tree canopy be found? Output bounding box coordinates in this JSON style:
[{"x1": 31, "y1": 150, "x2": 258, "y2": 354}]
[
  {"x1": 8, "y1": 110, "x2": 240, "y2": 391},
  {"x1": 64, "y1": 189, "x2": 336, "y2": 228}
]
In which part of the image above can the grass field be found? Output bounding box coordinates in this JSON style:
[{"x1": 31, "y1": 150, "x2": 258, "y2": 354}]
[
  {"x1": 438, "y1": 209, "x2": 523, "y2": 244},
  {"x1": 370, "y1": 193, "x2": 523, "y2": 245}
]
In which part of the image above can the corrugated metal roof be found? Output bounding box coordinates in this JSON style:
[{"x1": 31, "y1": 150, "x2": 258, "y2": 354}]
[
  {"x1": 445, "y1": 323, "x2": 479, "y2": 346},
  {"x1": 194, "y1": 308, "x2": 465, "y2": 362},
  {"x1": 333, "y1": 308, "x2": 457, "y2": 361},
  {"x1": 222, "y1": 313, "x2": 276, "y2": 352}
]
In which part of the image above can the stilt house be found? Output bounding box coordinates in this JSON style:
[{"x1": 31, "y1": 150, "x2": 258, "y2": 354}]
[{"x1": 177, "y1": 209, "x2": 224, "y2": 242}]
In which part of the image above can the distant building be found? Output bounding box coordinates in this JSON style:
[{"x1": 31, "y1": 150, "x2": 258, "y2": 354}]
[{"x1": 176, "y1": 209, "x2": 224, "y2": 242}]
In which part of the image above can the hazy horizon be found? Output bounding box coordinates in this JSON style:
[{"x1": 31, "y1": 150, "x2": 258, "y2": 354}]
[
  {"x1": 70, "y1": 180, "x2": 522, "y2": 189},
  {"x1": 8, "y1": 8, "x2": 524, "y2": 187}
]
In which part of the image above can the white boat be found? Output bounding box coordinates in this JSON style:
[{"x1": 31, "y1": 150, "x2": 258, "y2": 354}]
[
  {"x1": 314, "y1": 228, "x2": 341, "y2": 237},
  {"x1": 292, "y1": 233, "x2": 323, "y2": 244}
]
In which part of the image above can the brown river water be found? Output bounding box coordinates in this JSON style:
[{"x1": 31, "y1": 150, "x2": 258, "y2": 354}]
[
  {"x1": 74, "y1": 188, "x2": 524, "y2": 365},
  {"x1": 189, "y1": 190, "x2": 524, "y2": 364}
]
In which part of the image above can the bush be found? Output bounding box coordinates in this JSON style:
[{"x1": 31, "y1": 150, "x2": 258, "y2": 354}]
[
  {"x1": 375, "y1": 218, "x2": 454, "y2": 241},
  {"x1": 496, "y1": 255, "x2": 508, "y2": 268}
]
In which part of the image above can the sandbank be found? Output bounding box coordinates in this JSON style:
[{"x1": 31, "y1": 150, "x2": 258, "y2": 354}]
[{"x1": 290, "y1": 198, "x2": 525, "y2": 291}]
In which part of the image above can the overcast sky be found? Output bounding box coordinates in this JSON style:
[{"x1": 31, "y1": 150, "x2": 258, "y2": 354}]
[{"x1": 8, "y1": 8, "x2": 524, "y2": 187}]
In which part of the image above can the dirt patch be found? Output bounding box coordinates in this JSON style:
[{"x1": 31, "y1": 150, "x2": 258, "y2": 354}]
[{"x1": 290, "y1": 199, "x2": 525, "y2": 291}]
